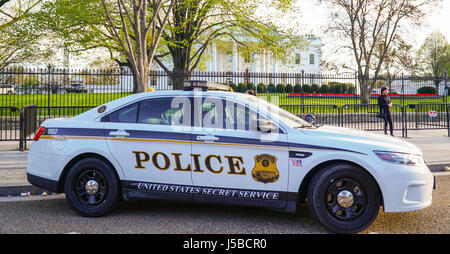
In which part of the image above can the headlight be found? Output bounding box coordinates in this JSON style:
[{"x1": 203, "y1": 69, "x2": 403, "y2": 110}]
[{"x1": 374, "y1": 151, "x2": 423, "y2": 166}]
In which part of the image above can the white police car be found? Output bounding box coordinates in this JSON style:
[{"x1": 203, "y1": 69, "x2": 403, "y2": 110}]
[{"x1": 27, "y1": 81, "x2": 435, "y2": 233}]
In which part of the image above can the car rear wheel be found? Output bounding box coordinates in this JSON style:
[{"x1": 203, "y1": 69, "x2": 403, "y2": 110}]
[
  {"x1": 64, "y1": 158, "x2": 120, "y2": 217},
  {"x1": 307, "y1": 163, "x2": 381, "y2": 234}
]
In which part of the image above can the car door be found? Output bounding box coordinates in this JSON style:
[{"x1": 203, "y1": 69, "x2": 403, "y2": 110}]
[
  {"x1": 190, "y1": 95, "x2": 289, "y2": 209},
  {"x1": 104, "y1": 95, "x2": 193, "y2": 201}
]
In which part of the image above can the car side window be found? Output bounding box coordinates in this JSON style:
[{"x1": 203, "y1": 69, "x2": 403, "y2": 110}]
[
  {"x1": 224, "y1": 100, "x2": 263, "y2": 131},
  {"x1": 138, "y1": 97, "x2": 190, "y2": 126},
  {"x1": 195, "y1": 97, "x2": 265, "y2": 131},
  {"x1": 109, "y1": 102, "x2": 139, "y2": 123}
]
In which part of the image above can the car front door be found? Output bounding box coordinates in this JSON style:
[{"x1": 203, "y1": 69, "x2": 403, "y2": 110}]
[
  {"x1": 104, "y1": 96, "x2": 193, "y2": 201},
  {"x1": 190, "y1": 95, "x2": 290, "y2": 209}
]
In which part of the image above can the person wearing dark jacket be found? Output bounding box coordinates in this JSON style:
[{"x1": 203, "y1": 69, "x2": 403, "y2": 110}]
[{"x1": 378, "y1": 87, "x2": 394, "y2": 136}]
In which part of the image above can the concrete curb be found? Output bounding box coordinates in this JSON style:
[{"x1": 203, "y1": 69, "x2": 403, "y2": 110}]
[
  {"x1": 0, "y1": 185, "x2": 50, "y2": 197},
  {"x1": 1, "y1": 164, "x2": 449, "y2": 197}
]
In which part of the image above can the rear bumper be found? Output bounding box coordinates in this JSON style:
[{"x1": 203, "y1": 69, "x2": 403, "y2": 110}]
[{"x1": 27, "y1": 173, "x2": 59, "y2": 193}]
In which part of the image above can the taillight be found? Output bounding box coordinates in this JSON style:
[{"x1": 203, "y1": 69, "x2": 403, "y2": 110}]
[{"x1": 34, "y1": 127, "x2": 46, "y2": 141}]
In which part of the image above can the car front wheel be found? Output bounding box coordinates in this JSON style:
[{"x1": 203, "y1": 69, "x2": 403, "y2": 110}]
[
  {"x1": 307, "y1": 163, "x2": 381, "y2": 234},
  {"x1": 64, "y1": 158, "x2": 120, "y2": 217}
]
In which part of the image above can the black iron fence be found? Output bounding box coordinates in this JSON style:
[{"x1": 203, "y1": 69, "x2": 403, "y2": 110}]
[
  {"x1": 1, "y1": 67, "x2": 449, "y2": 149},
  {"x1": 1, "y1": 103, "x2": 449, "y2": 150},
  {"x1": 1, "y1": 67, "x2": 448, "y2": 109}
]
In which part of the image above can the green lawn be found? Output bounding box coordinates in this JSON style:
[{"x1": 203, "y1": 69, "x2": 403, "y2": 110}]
[
  {"x1": 0, "y1": 92, "x2": 448, "y2": 116},
  {"x1": 257, "y1": 93, "x2": 448, "y2": 106},
  {"x1": 0, "y1": 92, "x2": 132, "y2": 109}
]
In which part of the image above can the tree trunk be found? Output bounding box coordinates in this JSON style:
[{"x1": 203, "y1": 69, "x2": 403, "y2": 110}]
[
  {"x1": 359, "y1": 75, "x2": 371, "y2": 104},
  {"x1": 170, "y1": 48, "x2": 189, "y2": 90}
]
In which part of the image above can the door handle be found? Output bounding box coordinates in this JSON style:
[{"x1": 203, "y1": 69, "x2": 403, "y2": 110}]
[
  {"x1": 196, "y1": 135, "x2": 219, "y2": 142},
  {"x1": 109, "y1": 129, "x2": 130, "y2": 137}
]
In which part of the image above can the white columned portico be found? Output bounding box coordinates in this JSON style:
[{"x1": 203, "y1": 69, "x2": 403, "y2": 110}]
[
  {"x1": 211, "y1": 42, "x2": 217, "y2": 81},
  {"x1": 232, "y1": 41, "x2": 238, "y2": 84}
]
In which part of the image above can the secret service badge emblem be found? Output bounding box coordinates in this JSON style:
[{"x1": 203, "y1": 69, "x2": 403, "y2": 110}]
[{"x1": 251, "y1": 154, "x2": 279, "y2": 184}]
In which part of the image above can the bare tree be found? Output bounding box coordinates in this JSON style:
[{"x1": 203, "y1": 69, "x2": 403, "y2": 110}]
[
  {"x1": 101, "y1": 0, "x2": 175, "y2": 93},
  {"x1": 327, "y1": 0, "x2": 440, "y2": 103}
]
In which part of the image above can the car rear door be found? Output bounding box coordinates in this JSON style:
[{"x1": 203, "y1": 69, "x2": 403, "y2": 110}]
[
  {"x1": 190, "y1": 95, "x2": 290, "y2": 209},
  {"x1": 104, "y1": 95, "x2": 193, "y2": 201}
]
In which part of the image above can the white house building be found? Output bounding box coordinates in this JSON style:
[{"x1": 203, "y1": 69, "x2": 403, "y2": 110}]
[
  {"x1": 121, "y1": 35, "x2": 323, "y2": 90},
  {"x1": 204, "y1": 35, "x2": 322, "y2": 74}
]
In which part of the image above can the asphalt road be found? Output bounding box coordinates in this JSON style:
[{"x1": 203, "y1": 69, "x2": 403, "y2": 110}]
[{"x1": 0, "y1": 174, "x2": 449, "y2": 234}]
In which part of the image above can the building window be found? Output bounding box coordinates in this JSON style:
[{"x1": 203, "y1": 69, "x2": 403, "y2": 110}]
[
  {"x1": 295, "y1": 53, "x2": 301, "y2": 65},
  {"x1": 226, "y1": 54, "x2": 233, "y2": 63},
  {"x1": 309, "y1": 54, "x2": 315, "y2": 65}
]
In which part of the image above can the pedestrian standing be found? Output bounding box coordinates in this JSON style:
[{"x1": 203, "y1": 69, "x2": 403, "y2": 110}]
[{"x1": 378, "y1": 87, "x2": 394, "y2": 136}]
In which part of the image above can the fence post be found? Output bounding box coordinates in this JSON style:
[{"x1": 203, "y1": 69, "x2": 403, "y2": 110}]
[
  {"x1": 47, "y1": 64, "x2": 52, "y2": 116},
  {"x1": 301, "y1": 69, "x2": 304, "y2": 105},
  {"x1": 445, "y1": 74, "x2": 448, "y2": 103},
  {"x1": 447, "y1": 104, "x2": 449, "y2": 137},
  {"x1": 354, "y1": 72, "x2": 358, "y2": 105},
  {"x1": 19, "y1": 109, "x2": 24, "y2": 151},
  {"x1": 401, "y1": 73, "x2": 405, "y2": 108}
]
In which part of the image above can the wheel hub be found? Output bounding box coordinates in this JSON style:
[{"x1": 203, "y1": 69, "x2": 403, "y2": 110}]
[
  {"x1": 337, "y1": 190, "x2": 354, "y2": 208},
  {"x1": 85, "y1": 180, "x2": 99, "y2": 195}
]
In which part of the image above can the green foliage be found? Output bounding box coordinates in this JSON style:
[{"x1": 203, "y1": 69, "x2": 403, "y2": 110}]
[
  {"x1": 417, "y1": 86, "x2": 437, "y2": 94},
  {"x1": 237, "y1": 83, "x2": 246, "y2": 93},
  {"x1": 347, "y1": 86, "x2": 356, "y2": 94},
  {"x1": 302, "y1": 84, "x2": 311, "y2": 93},
  {"x1": 293, "y1": 84, "x2": 302, "y2": 93},
  {"x1": 276, "y1": 84, "x2": 285, "y2": 93},
  {"x1": 311, "y1": 84, "x2": 319, "y2": 93},
  {"x1": 267, "y1": 83, "x2": 276, "y2": 93},
  {"x1": 416, "y1": 31, "x2": 450, "y2": 78},
  {"x1": 285, "y1": 84, "x2": 293, "y2": 93},
  {"x1": 257, "y1": 83, "x2": 266, "y2": 93},
  {"x1": 247, "y1": 82, "x2": 255, "y2": 91},
  {"x1": 319, "y1": 84, "x2": 328, "y2": 93},
  {"x1": 229, "y1": 83, "x2": 237, "y2": 92}
]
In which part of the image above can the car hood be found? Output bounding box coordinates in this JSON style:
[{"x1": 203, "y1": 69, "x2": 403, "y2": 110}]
[{"x1": 292, "y1": 125, "x2": 422, "y2": 155}]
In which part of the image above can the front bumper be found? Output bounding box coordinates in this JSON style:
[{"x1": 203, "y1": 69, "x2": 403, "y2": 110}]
[{"x1": 380, "y1": 163, "x2": 434, "y2": 212}]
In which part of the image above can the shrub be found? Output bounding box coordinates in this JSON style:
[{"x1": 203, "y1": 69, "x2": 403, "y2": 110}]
[
  {"x1": 294, "y1": 84, "x2": 302, "y2": 93},
  {"x1": 247, "y1": 82, "x2": 255, "y2": 91},
  {"x1": 347, "y1": 86, "x2": 356, "y2": 94},
  {"x1": 229, "y1": 83, "x2": 237, "y2": 92},
  {"x1": 267, "y1": 83, "x2": 276, "y2": 93},
  {"x1": 417, "y1": 86, "x2": 437, "y2": 94},
  {"x1": 257, "y1": 83, "x2": 266, "y2": 93},
  {"x1": 276, "y1": 84, "x2": 285, "y2": 93},
  {"x1": 311, "y1": 84, "x2": 319, "y2": 93},
  {"x1": 319, "y1": 85, "x2": 329, "y2": 93},
  {"x1": 303, "y1": 84, "x2": 311, "y2": 93},
  {"x1": 285, "y1": 84, "x2": 293, "y2": 93},
  {"x1": 238, "y1": 83, "x2": 246, "y2": 93}
]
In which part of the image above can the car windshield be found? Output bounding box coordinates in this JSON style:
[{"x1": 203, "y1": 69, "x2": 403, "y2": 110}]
[{"x1": 236, "y1": 94, "x2": 312, "y2": 128}]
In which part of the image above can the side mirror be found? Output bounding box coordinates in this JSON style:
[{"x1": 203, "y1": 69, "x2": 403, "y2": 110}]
[{"x1": 252, "y1": 119, "x2": 278, "y2": 132}]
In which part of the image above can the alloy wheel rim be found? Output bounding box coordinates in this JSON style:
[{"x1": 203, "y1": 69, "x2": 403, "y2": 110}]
[
  {"x1": 325, "y1": 177, "x2": 367, "y2": 220},
  {"x1": 74, "y1": 169, "x2": 108, "y2": 207}
]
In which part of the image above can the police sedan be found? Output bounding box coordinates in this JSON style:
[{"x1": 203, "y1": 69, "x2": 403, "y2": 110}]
[{"x1": 27, "y1": 82, "x2": 434, "y2": 234}]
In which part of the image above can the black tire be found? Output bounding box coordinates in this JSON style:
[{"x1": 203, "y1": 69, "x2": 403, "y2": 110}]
[
  {"x1": 307, "y1": 163, "x2": 381, "y2": 234},
  {"x1": 64, "y1": 158, "x2": 120, "y2": 217}
]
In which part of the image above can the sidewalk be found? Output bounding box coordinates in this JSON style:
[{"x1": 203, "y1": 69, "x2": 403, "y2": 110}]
[{"x1": 0, "y1": 129, "x2": 449, "y2": 196}]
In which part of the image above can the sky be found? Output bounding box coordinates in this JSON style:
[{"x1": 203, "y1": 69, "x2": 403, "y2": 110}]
[
  {"x1": 297, "y1": 0, "x2": 450, "y2": 71},
  {"x1": 298, "y1": 0, "x2": 450, "y2": 46},
  {"x1": 65, "y1": 0, "x2": 450, "y2": 69}
]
